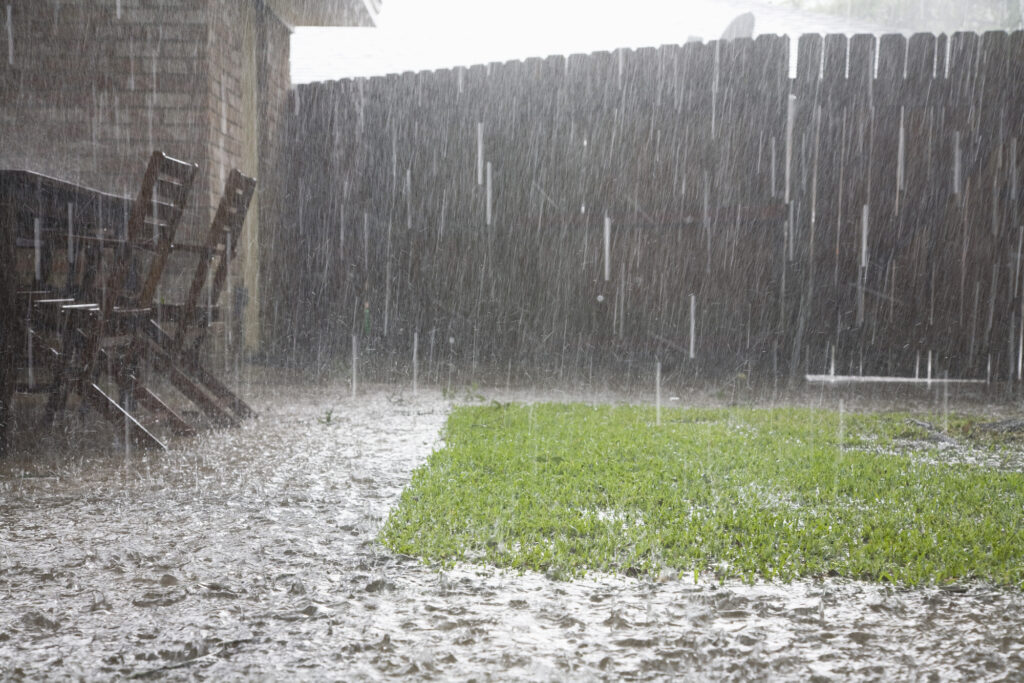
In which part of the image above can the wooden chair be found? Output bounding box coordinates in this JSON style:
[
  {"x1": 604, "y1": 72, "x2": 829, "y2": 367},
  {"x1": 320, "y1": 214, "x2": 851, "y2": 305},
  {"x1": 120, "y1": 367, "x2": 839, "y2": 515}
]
[
  {"x1": 146, "y1": 168, "x2": 258, "y2": 425},
  {"x1": 41, "y1": 151, "x2": 198, "y2": 448},
  {"x1": 22, "y1": 154, "x2": 257, "y2": 451},
  {"x1": 87, "y1": 165, "x2": 259, "y2": 437}
]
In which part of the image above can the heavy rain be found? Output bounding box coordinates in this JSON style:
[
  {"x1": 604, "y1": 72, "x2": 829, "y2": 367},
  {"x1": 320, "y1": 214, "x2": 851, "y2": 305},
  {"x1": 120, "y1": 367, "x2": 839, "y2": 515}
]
[{"x1": 2, "y1": 0, "x2": 1024, "y2": 679}]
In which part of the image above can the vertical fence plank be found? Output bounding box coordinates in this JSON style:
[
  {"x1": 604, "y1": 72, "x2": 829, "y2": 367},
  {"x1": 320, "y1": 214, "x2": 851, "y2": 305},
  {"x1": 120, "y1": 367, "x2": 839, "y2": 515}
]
[{"x1": 272, "y1": 31, "x2": 1015, "y2": 386}]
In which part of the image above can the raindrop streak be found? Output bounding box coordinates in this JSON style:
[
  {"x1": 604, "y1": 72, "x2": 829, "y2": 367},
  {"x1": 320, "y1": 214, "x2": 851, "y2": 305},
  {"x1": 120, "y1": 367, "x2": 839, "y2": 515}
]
[
  {"x1": 66, "y1": 202, "x2": 75, "y2": 264},
  {"x1": 351, "y1": 334, "x2": 358, "y2": 398},
  {"x1": 357, "y1": 80, "x2": 365, "y2": 130},
  {"x1": 485, "y1": 161, "x2": 492, "y2": 226},
  {"x1": 896, "y1": 106, "x2": 905, "y2": 193},
  {"x1": 225, "y1": 232, "x2": 233, "y2": 365},
  {"x1": 770, "y1": 136, "x2": 778, "y2": 197},
  {"x1": 33, "y1": 217, "x2": 41, "y2": 281},
  {"x1": 838, "y1": 398, "x2": 845, "y2": 453},
  {"x1": 860, "y1": 204, "x2": 869, "y2": 268},
  {"x1": 857, "y1": 204, "x2": 868, "y2": 326},
  {"x1": 603, "y1": 213, "x2": 611, "y2": 281},
  {"x1": 362, "y1": 212, "x2": 369, "y2": 268},
  {"x1": 953, "y1": 131, "x2": 962, "y2": 195},
  {"x1": 25, "y1": 323, "x2": 33, "y2": 390},
  {"x1": 711, "y1": 43, "x2": 719, "y2": 139},
  {"x1": 412, "y1": 331, "x2": 419, "y2": 396},
  {"x1": 390, "y1": 128, "x2": 397, "y2": 182},
  {"x1": 405, "y1": 169, "x2": 412, "y2": 231},
  {"x1": 943, "y1": 372, "x2": 949, "y2": 432},
  {"x1": 437, "y1": 189, "x2": 447, "y2": 242},
  {"x1": 152, "y1": 185, "x2": 159, "y2": 244},
  {"x1": 428, "y1": 327, "x2": 436, "y2": 381},
  {"x1": 384, "y1": 221, "x2": 391, "y2": 336},
  {"x1": 220, "y1": 82, "x2": 228, "y2": 187},
  {"x1": 1019, "y1": 296, "x2": 1024, "y2": 382},
  {"x1": 655, "y1": 361, "x2": 662, "y2": 426},
  {"x1": 810, "y1": 105, "x2": 821, "y2": 228},
  {"x1": 787, "y1": 201, "x2": 795, "y2": 262},
  {"x1": 689, "y1": 293, "x2": 696, "y2": 359},
  {"x1": 1012, "y1": 140, "x2": 1019, "y2": 204},
  {"x1": 206, "y1": 257, "x2": 213, "y2": 330},
  {"x1": 784, "y1": 94, "x2": 796, "y2": 204},
  {"x1": 990, "y1": 173, "x2": 1000, "y2": 237},
  {"x1": 5, "y1": 4, "x2": 11, "y2": 66},
  {"x1": 128, "y1": 37, "x2": 135, "y2": 90},
  {"x1": 338, "y1": 203, "x2": 345, "y2": 261},
  {"x1": 476, "y1": 121, "x2": 484, "y2": 185},
  {"x1": 1014, "y1": 225, "x2": 1023, "y2": 300},
  {"x1": 116, "y1": 0, "x2": 121, "y2": 19},
  {"x1": 616, "y1": 263, "x2": 626, "y2": 339},
  {"x1": 835, "y1": 398, "x2": 845, "y2": 497}
]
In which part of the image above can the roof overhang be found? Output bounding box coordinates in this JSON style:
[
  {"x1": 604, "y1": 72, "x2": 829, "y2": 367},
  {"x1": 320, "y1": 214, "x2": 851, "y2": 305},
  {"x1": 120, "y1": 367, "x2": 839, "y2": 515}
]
[{"x1": 265, "y1": 0, "x2": 379, "y2": 27}]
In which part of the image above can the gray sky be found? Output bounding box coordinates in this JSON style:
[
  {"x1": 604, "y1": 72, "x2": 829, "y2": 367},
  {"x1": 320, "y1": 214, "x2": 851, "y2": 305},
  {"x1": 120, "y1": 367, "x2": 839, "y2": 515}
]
[{"x1": 290, "y1": 0, "x2": 828, "y2": 83}]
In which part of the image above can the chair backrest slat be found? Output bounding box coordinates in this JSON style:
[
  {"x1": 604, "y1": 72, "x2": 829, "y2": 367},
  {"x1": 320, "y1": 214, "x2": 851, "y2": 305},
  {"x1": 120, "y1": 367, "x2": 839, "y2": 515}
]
[{"x1": 173, "y1": 168, "x2": 256, "y2": 355}]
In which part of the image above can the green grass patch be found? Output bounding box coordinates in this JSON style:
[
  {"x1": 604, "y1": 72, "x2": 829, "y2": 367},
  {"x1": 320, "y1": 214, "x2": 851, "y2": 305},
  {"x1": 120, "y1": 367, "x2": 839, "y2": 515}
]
[{"x1": 380, "y1": 403, "x2": 1024, "y2": 587}]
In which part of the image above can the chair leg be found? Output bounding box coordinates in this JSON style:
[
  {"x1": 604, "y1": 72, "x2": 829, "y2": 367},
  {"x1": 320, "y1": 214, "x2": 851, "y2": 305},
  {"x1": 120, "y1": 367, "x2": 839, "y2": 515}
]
[
  {"x1": 82, "y1": 382, "x2": 166, "y2": 451},
  {"x1": 42, "y1": 310, "x2": 76, "y2": 424},
  {"x1": 133, "y1": 386, "x2": 197, "y2": 437}
]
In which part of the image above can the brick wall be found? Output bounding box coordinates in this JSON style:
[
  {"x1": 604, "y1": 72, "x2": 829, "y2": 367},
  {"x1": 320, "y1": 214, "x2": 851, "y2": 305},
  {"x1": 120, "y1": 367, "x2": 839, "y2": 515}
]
[
  {"x1": 256, "y1": 5, "x2": 291, "y2": 352},
  {"x1": 204, "y1": 0, "x2": 248, "y2": 354},
  {"x1": 204, "y1": 0, "x2": 291, "y2": 350},
  {"x1": 0, "y1": 0, "x2": 294, "y2": 351},
  {"x1": 207, "y1": 0, "x2": 246, "y2": 216},
  {"x1": 0, "y1": 0, "x2": 211, "y2": 241}
]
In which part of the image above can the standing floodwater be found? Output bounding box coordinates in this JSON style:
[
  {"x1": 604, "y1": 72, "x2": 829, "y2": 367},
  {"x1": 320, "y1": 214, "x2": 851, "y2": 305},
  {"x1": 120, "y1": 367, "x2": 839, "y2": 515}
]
[{"x1": 1, "y1": 381, "x2": 1023, "y2": 679}]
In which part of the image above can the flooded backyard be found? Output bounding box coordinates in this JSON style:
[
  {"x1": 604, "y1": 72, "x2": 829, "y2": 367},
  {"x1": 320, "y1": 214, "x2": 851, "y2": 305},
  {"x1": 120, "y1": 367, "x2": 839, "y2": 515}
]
[
  {"x1": 3, "y1": 0, "x2": 1024, "y2": 678},
  {"x1": 1, "y1": 377, "x2": 1023, "y2": 680}
]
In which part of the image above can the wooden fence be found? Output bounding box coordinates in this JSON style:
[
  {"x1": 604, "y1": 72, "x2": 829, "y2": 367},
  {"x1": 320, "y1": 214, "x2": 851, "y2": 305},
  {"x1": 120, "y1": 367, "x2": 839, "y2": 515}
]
[{"x1": 269, "y1": 31, "x2": 1024, "y2": 385}]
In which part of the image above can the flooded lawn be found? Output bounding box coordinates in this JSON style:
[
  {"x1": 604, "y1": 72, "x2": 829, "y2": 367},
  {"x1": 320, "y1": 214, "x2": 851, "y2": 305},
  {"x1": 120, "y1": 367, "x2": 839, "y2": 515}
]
[{"x1": 1, "y1": 379, "x2": 1023, "y2": 679}]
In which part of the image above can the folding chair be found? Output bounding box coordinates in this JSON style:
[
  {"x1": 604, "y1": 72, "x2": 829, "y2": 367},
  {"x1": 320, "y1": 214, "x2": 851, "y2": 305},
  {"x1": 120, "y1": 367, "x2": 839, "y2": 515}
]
[
  {"x1": 147, "y1": 168, "x2": 258, "y2": 424},
  {"x1": 43, "y1": 151, "x2": 198, "y2": 448},
  {"x1": 30, "y1": 155, "x2": 257, "y2": 449}
]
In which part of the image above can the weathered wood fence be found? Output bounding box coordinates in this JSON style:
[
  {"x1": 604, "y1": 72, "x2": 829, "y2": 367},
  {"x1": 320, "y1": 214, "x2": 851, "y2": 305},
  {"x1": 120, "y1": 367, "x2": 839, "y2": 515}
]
[{"x1": 269, "y1": 31, "x2": 1024, "y2": 385}]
